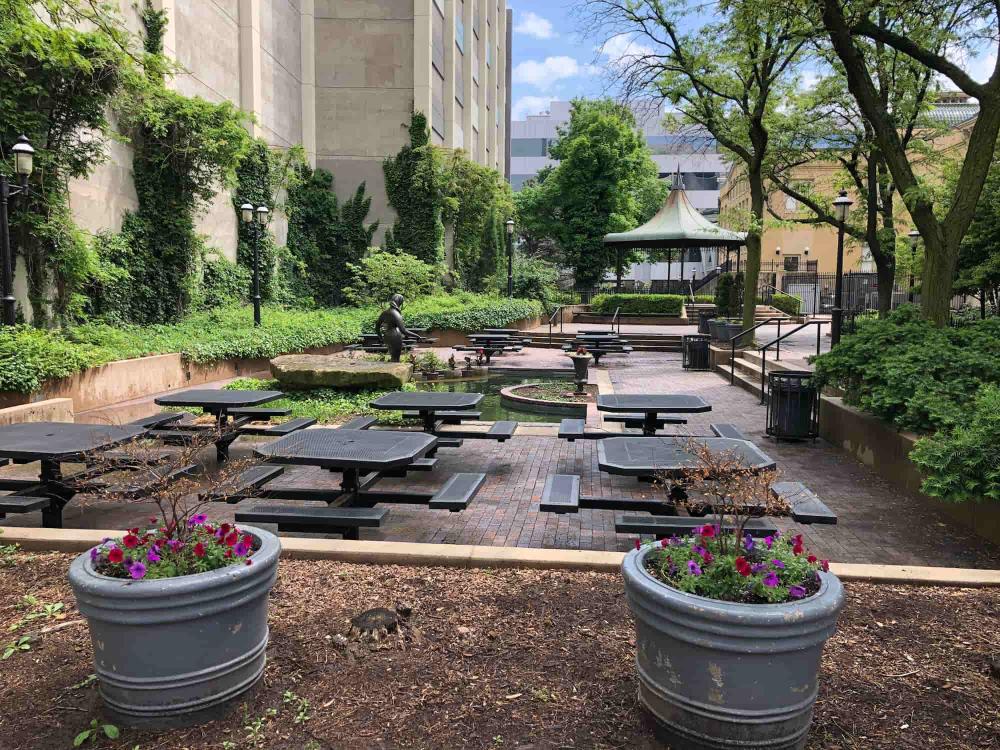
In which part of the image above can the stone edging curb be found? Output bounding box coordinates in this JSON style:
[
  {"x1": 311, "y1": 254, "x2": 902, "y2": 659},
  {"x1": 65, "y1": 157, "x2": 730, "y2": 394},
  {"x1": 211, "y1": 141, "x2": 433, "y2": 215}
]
[{"x1": 2, "y1": 528, "x2": 998, "y2": 586}]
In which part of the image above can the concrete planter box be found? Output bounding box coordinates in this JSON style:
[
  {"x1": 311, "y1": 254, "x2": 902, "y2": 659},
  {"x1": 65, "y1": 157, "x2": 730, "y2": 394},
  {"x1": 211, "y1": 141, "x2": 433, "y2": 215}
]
[
  {"x1": 622, "y1": 547, "x2": 844, "y2": 750},
  {"x1": 67, "y1": 527, "x2": 280, "y2": 728},
  {"x1": 500, "y1": 384, "x2": 587, "y2": 417}
]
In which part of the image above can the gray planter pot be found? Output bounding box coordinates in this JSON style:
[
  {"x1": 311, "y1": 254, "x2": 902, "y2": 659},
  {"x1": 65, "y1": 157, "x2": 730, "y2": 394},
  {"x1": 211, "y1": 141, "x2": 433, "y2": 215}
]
[
  {"x1": 716, "y1": 322, "x2": 744, "y2": 344},
  {"x1": 707, "y1": 319, "x2": 722, "y2": 340},
  {"x1": 622, "y1": 546, "x2": 844, "y2": 750},
  {"x1": 68, "y1": 526, "x2": 281, "y2": 728}
]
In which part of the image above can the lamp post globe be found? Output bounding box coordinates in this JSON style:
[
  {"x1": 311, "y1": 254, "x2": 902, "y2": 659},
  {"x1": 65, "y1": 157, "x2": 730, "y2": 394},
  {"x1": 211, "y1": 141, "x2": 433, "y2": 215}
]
[
  {"x1": 830, "y1": 189, "x2": 853, "y2": 346},
  {"x1": 12, "y1": 136, "x2": 34, "y2": 178},
  {"x1": 240, "y1": 202, "x2": 254, "y2": 224}
]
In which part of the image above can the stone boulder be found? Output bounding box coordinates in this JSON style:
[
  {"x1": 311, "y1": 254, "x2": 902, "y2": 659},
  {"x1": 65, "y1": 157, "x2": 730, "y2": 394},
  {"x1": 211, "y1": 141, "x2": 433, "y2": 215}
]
[{"x1": 270, "y1": 354, "x2": 412, "y2": 390}]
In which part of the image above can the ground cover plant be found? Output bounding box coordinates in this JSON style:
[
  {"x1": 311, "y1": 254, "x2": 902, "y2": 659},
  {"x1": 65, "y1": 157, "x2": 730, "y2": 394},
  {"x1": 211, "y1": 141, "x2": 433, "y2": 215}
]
[
  {"x1": 0, "y1": 294, "x2": 541, "y2": 393},
  {"x1": 225, "y1": 377, "x2": 416, "y2": 425},
  {"x1": 515, "y1": 382, "x2": 597, "y2": 403},
  {"x1": 0, "y1": 554, "x2": 996, "y2": 749}
]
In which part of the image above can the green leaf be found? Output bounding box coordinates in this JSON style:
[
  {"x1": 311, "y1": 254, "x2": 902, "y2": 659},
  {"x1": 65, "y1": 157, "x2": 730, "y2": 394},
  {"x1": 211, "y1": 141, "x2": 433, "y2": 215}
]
[
  {"x1": 73, "y1": 730, "x2": 92, "y2": 747},
  {"x1": 102, "y1": 724, "x2": 119, "y2": 739}
]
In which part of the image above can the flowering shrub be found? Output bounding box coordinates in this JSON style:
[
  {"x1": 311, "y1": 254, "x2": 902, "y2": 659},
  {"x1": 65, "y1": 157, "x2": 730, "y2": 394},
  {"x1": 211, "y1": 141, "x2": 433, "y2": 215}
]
[
  {"x1": 641, "y1": 525, "x2": 829, "y2": 604},
  {"x1": 91, "y1": 516, "x2": 256, "y2": 580}
]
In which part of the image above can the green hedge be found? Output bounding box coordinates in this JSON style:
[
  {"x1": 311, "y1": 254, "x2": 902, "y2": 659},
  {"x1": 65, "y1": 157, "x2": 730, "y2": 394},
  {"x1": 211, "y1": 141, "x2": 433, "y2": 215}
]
[
  {"x1": 0, "y1": 294, "x2": 542, "y2": 393},
  {"x1": 591, "y1": 293, "x2": 684, "y2": 316},
  {"x1": 812, "y1": 306, "x2": 1000, "y2": 433},
  {"x1": 763, "y1": 293, "x2": 802, "y2": 317}
]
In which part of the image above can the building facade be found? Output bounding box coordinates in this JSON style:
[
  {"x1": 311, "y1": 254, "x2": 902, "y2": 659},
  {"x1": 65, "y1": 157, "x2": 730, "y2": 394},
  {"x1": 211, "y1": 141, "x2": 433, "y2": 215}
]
[
  {"x1": 58, "y1": 0, "x2": 511, "y2": 263},
  {"x1": 509, "y1": 100, "x2": 727, "y2": 287}
]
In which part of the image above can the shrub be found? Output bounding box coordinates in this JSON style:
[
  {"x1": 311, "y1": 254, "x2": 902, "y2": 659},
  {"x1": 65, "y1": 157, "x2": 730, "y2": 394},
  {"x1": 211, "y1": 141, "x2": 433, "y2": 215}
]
[
  {"x1": 692, "y1": 294, "x2": 715, "y2": 305},
  {"x1": 591, "y1": 293, "x2": 684, "y2": 316},
  {"x1": 764, "y1": 292, "x2": 801, "y2": 317},
  {"x1": 510, "y1": 255, "x2": 561, "y2": 310},
  {"x1": 910, "y1": 385, "x2": 1000, "y2": 504},
  {"x1": 199, "y1": 256, "x2": 250, "y2": 309},
  {"x1": 714, "y1": 274, "x2": 734, "y2": 316},
  {"x1": 0, "y1": 326, "x2": 106, "y2": 393},
  {"x1": 812, "y1": 306, "x2": 1000, "y2": 433},
  {"x1": 344, "y1": 250, "x2": 440, "y2": 306}
]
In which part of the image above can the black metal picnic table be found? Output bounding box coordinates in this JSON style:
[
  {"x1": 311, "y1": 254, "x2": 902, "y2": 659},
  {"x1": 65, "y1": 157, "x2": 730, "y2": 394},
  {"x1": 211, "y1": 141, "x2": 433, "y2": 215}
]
[
  {"x1": 0, "y1": 422, "x2": 148, "y2": 527},
  {"x1": 463, "y1": 333, "x2": 523, "y2": 363},
  {"x1": 597, "y1": 394, "x2": 711, "y2": 436},
  {"x1": 369, "y1": 391, "x2": 483, "y2": 433},
  {"x1": 153, "y1": 388, "x2": 284, "y2": 461},
  {"x1": 597, "y1": 436, "x2": 776, "y2": 478}
]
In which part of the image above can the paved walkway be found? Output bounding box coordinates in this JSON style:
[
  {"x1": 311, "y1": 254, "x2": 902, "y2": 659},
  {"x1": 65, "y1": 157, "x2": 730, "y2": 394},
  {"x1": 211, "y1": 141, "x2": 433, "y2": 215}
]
[{"x1": 3, "y1": 351, "x2": 996, "y2": 568}]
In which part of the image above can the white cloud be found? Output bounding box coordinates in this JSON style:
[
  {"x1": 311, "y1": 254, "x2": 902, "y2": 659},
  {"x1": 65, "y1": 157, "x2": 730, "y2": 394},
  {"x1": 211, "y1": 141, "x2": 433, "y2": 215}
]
[
  {"x1": 512, "y1": 95, "x2": 555, "y2": 120},
  {"x1": 515, "y1": 11, "x2": 555, "y2": 40},
  {"x1": 598, "y1": 34, "x2": 655, "y2": 69},
  {"x1": 966, "y1": 51, "x2": 997, "y2": 84},
  {"x1": 513, "y1": 56, "x2": 597, "y2": 90}
]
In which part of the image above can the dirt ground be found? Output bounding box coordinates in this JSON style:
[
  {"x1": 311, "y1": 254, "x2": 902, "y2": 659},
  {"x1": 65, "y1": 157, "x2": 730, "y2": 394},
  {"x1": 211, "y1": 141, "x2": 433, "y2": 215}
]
[{"x1": 0, "y1": 552, "x2": 997, "y2": 750}]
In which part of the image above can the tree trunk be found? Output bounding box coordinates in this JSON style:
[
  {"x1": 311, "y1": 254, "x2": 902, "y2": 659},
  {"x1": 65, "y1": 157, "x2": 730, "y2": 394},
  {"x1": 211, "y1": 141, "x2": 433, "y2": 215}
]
[
  {"x1": 920, "y1": 236, "x2": 959, "y2": 326},
  {"x1": 875, "y1": 260, "x2": 895, "y2": 316},
  {"x1": 741, "y1": 171, "x2": 765, "y2": 332}
]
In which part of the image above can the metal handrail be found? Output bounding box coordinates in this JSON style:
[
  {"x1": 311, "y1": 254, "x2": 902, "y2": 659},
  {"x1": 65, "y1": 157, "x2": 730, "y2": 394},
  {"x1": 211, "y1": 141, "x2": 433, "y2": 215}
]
[
  {"x1": 547, "y1": 305, "x2": 565, "y2": 346},
  {"x1": 610, "y1": 306, "x2": 621, "y2": 335},
  {"x1": 755, "y1": 320, "x2": 829, "y2": 404},
  {"x1": 729, "y1": 318, "x2": 786, "y2": 385},
  {"x1": 758, "y1": 282, "x2": 802, "y2": 317}
]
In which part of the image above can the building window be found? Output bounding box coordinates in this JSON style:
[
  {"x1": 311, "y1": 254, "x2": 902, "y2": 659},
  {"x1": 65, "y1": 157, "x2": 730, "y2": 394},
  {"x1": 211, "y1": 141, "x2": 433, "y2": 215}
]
[
  {"x1": 806, "y1": 260, "x2": 818, "y2": 272},
  {"x1": 510, "y1": 138, "x2": 548, "y2": 157},
  {"x1": 432, "y1": 5, "x2": 445, "y2": 76},
  {"x1": 455, "y1": 44, "x2": 465, "y2": 104},
  {"x1": 456, "y1": 0, "x2": 465, "y2": 53},
  {"x1": 783, "y1": 255, "x2": 800, "y2": 272}
]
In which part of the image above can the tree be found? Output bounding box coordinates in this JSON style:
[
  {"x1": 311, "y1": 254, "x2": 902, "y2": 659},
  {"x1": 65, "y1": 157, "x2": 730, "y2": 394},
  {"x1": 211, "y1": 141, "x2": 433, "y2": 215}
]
[
  {"x1": 382, "y1": 113, "x2": 448, "y2": 264},
  {"x1": 584, "y1": 0, "x2": 809, "y2": 331},
  {"x1": 528, "y1": 99, "x2": 664, "y2": 287},
  {"x1": 816, "y1": 0, "x2": 1000, "y2": 325},
  {"x1": 953, "y1": 153, "x2": 1000, "y2": 315},
  {"x1": 513, "y1": 167, "x2": 558, "y2": 257},
  {"x1": 766, "y1": 35, "x2": 941, "y2": 315},
  {"x1": 0, "y1": 0, "x2": 132, "y2": 325}
]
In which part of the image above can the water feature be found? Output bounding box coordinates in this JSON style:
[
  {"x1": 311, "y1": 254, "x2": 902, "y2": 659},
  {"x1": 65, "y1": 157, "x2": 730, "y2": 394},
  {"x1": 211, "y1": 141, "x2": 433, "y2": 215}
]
[{"x1": 415, "y1": 372, "x2": 572, "y2": 423}]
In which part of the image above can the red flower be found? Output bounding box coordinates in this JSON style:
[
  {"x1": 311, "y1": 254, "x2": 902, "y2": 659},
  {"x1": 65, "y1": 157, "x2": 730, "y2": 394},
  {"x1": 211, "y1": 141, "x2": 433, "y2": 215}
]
[
  {"x1": 123, "y1": 534, "x2": 140, "y2": 549},
  {"x1": 224, "y1": 531, "x2": 239, "y2": 547},
  {"x1": 634, "y1": 539, "x2": 641, "y2": 550},
  {"x1": 245, "y1": 559, "x2": 253, "y2": 566},
  {"x1": 241, "y1": 533, "x2": 253, "y2": 547},
  {"x1": 193, "y1": 543, "x2": 206, "y2": 558},
  {"x1": 793, "y1": 541, "x2": 804, "y2": 556},
  {"x1": 128, "y1": 527, "x2": 139, "y2": 535},
  {"x1": 108, "y1": 548, "x2": 124, "y2": 564},
  {"x1": 203, "y1": 525, "x2": 214, "y2": 535},
  {"x1": 734, "y1": 556, "x2": 751, "y2": 577},
  {"x1": 224, "y1": 549, "x2": 233, "y2": 558},
  {"x1": 700, "y1": 524, "x2": 716, "y2": 538},
  {"x1": 807, "y1": 554, "x2": 817, "y2": 564},
  {"x1": 820, "y1": 559, "x2": 830, "y2": 572},
  {"x1": 219, "y1": 523, "x2": 231, "y2": 535}
]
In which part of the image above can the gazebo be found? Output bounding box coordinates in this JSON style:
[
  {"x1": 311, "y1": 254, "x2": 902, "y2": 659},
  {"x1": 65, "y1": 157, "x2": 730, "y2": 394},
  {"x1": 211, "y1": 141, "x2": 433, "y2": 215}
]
[{"x1": 603, "y1": 178, "x2": 746, "y2": 293}]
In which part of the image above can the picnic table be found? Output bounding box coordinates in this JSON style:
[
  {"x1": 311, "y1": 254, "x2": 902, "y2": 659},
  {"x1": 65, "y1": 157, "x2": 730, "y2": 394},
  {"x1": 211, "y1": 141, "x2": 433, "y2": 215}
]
[
  {"x1": 597, "y1": 394, "x2": 711, "y2": 436},
  {"x1": 153, "y1": 388, "x2": 289, "y2": 461},
  {"x1": 232, "y1": 428, "x2": 486, "y2": 537},
  {"x1": 597, "y1": 436, "x2": 775, "y2": 478},
  {"x1": 0, "y1": 421, "x2": 149, "y2": 527},
  {"x1": 370, "y1": 391, "x2": 517, "y2": 447},
  {"x1": 562, "y1": 334, "x2": 632, "y2": 364},
  {"x1": 457, "y1": 332, "x2": 525, "y2": 363}
]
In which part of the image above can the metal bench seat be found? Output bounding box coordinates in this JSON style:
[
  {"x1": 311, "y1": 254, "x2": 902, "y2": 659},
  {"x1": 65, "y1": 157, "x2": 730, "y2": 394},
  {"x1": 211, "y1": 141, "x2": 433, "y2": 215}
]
[
  {"x1": 126, "y1": 412, "x2": 185, "y2": 430},
  {"x1": 240, "y1": 417, "x2": 317, "y2": 437},
  {"x1": 771, "y1": 482, "x2": 838, "y2": 524},
  {"x1": 440, "y1": 421, "x2": 517, "y2": 442},
  {"x1": 710, "y1": 423, "x2": 751, "y2": 441},
  {"x1": 559, "y1": 419, "x2": 587, "y2": 442},
  {"x1": 428, "y1": 472, "x2": 486, "y2": 511},
  {"x1": 539, "y1": 474, "x2": 580, "y2": 513},
  {"x1": 83, "y1": 464, "x2": 199, "y2": 499},
  {"x1": 228, "y1": 407, "x2": 292, "y2": 419},
  {"x1": 0, "y1": 495, "x2": 51, "y2": 514},
  {"x1": 402, "y1": 410, "x2": 482, "y2": 424},
  {"x1": 201, "y1": 465, "x2": 285, "y2": 503},
  {"x1": 380, "y1": 457, "x2": 439, "y2": 478},
  {"x1": 604, "y1": 414, "x2": 687, "y2": 426},
  {"x1": 615, "y1": 515, "x2": 779, "y2": 537},
  {"x1": 339, "y1": 415, "x2": 378, "y2": 430},
  {"x1": 235, "y1": 504, "x2": 388, "y2": 539}
]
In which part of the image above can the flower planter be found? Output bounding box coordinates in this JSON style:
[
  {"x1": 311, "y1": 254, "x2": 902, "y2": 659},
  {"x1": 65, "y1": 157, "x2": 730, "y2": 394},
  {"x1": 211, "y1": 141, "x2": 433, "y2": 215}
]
[
  {"x1": 68, "y1": 526, "x2": 280, "y2": 728},
  {"x1": 622, "y1": 546, "x2": 844, "y2": 750}
]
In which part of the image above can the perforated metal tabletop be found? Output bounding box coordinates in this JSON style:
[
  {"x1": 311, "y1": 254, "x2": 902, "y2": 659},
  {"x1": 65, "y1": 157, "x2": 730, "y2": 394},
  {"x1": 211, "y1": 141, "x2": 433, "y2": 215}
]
[
  {"x1": 155, "y1": 389, "x2": 284, "y2": 412},
  {"x1": 597, "y1": 437, "x2": 776, "y2": 477},
  {"x1": 255, "y1": 428, "x2": 436, "y2": 469},
  {"x1": 370, "y1": 392, "x2": 483, "y2": 411},
  {"x1": 596, "y1": 394, "x2": 711, "y2": 414},
  {"x1": 0, "y1": 422, "x2": 147, "y2": 461}
]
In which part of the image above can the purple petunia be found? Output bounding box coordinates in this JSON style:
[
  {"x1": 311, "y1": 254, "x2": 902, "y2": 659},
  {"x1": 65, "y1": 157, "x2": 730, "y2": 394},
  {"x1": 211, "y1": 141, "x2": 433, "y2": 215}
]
[
  {"x1": 762, "y1": 571, "x2": 780, "y2": 588},
  {"x1": 751, "y1": 562, "x2": 767, "y2": 574},
  {"x1": 764, "y1": 535, "x2": 774, "y2": 549},
  {"x1": 167, "y1": 539, "x2": 183, "y2": 551},
  {"x1": 788, "y1": 585, "x2": 806, "y2": 599},
  {"x1": 771, "y1": 559, "x2": 785, "y2": 569},
  {"x1": 90, "y1": 547, "x2": 100, "y2": 561},
  {"x1": 187, "y1": 513, "x2": 208, "y2": 528},
  {"x1": 128, "y1": 561, "x2": 147, "y2": 580},
  {"x1": 234, "y1": 541, "x2": 249, "y2": 557},
  {"x1": 743, "y1": 534, "x2": 754, "y2": 551},
  {"x1": 688, "y1": 560, "x2": 702, "y2": 576},
  {"x1": 147, "y1": 547, "x2": 161, "y2": 563}
]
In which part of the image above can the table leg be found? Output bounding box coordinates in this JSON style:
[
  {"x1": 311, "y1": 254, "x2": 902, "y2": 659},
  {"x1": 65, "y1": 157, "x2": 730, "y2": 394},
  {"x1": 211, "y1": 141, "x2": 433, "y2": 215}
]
[
  {"x1": 340, "y1": 468, "x2": 360, "y2": 493},
  {"x1": 642, "y1": 413, "x2": 657, "y2": 436},
  {"x1": 421, "y1": 410, "x2": 436, "y2": 433},
  {"x1": 39, "y1": 460, "x2": 67, "y2": 529}
]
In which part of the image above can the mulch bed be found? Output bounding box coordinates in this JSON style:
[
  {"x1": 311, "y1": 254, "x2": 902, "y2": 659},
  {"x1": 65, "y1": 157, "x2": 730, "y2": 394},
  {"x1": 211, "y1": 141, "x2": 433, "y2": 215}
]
[{"x1": 1, "y1": 552, "x2": 997, "y2": 749}]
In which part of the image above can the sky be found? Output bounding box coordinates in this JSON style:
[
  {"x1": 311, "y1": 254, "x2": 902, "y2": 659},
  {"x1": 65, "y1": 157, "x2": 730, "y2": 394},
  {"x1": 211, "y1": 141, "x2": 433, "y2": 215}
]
[{"x1": 508, "y1": 2, "x2": 999, "y2": 123}]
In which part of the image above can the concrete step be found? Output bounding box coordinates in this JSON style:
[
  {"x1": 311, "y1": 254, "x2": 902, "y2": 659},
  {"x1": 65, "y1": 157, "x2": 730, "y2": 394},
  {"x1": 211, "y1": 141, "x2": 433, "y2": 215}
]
[{"x1": 714, "y1": 360, "x2": 765, "y2": 400}]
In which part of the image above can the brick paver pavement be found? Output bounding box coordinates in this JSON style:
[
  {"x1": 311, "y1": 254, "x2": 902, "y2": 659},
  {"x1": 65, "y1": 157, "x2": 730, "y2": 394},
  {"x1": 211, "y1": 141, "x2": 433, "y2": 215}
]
[{"x1": 5, "y1": 351, "x2": 997, "y2": 568}]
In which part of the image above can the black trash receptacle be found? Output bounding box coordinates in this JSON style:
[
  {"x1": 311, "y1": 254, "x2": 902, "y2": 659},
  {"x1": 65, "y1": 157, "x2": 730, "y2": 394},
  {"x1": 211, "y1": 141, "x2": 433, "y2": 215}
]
[
  {"x1": 682, "y1": 334, "x2": 711, "y2": 371},
  {"x1": 697, "y1": 310, "x2": 714, "y2": 335},
  {"x1": 766, "y1": 370, "x2": 819, "y2": 440}
]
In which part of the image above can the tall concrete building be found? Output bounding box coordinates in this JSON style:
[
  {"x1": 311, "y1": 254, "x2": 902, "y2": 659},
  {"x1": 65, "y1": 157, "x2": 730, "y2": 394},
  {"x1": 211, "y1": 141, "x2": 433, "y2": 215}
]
[
  {"x1": 509, "y1": 100, "x2": 726, "y2": 286},
  {"x1": 63, "y1": 0, "x2": 511, "y2": 262}
]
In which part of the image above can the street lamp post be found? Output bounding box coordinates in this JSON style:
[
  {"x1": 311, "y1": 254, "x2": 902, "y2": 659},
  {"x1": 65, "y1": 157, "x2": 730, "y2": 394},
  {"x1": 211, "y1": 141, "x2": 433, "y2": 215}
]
[
  {"x1": 240, "y1": 202, "x2": 269, "y2": 326},
  {"x1": 907, "y1": 228, "x2": 919, "y2": 303},
  {"x1": 1, "y1": 136, "x2": 34, "y2": 326},
  {"x1": 505, "y1": 218, "x2": 514, "y2": 298},
  {"x1": 831, "y1": 189, "x2": 853, "y2": 346}
]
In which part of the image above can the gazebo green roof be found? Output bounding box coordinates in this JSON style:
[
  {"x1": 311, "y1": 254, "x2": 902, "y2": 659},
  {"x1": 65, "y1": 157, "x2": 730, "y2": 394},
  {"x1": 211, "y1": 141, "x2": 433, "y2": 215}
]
[{"x1": 603, "y1": 185, "x2": 746, "y2": 249}]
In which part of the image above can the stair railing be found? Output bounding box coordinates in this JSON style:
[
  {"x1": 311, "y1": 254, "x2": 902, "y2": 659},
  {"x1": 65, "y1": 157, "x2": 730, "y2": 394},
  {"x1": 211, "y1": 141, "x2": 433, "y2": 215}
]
[
  {"x1": 611, "y1": 306, "x2": 622, "y2": 335},
  {"x1": 754, "y1": 320, "x2": 829, "y2": 404},
  {"x1": 729, "y1": 318, "x2": 785, "y2": 385},
  {"x1": 547, "y1": 305, "x2": 565, "y2": 346}
]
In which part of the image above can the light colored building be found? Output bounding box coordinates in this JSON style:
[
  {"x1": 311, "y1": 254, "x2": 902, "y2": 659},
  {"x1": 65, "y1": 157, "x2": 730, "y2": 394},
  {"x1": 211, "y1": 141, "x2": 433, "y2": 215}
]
[{"x1": 509, "y1": 100, "x2": 727, "y2": 286}]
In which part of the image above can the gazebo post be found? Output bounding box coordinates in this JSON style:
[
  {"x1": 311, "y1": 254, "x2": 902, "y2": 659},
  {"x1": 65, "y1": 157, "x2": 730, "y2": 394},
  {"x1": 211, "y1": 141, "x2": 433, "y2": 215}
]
[
  {"x1": 616, "y1": 247, "x2": 623, "y2": 293},
  {"x1": 680, "y1": 249, "x2": 686, "y2": 291}
]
